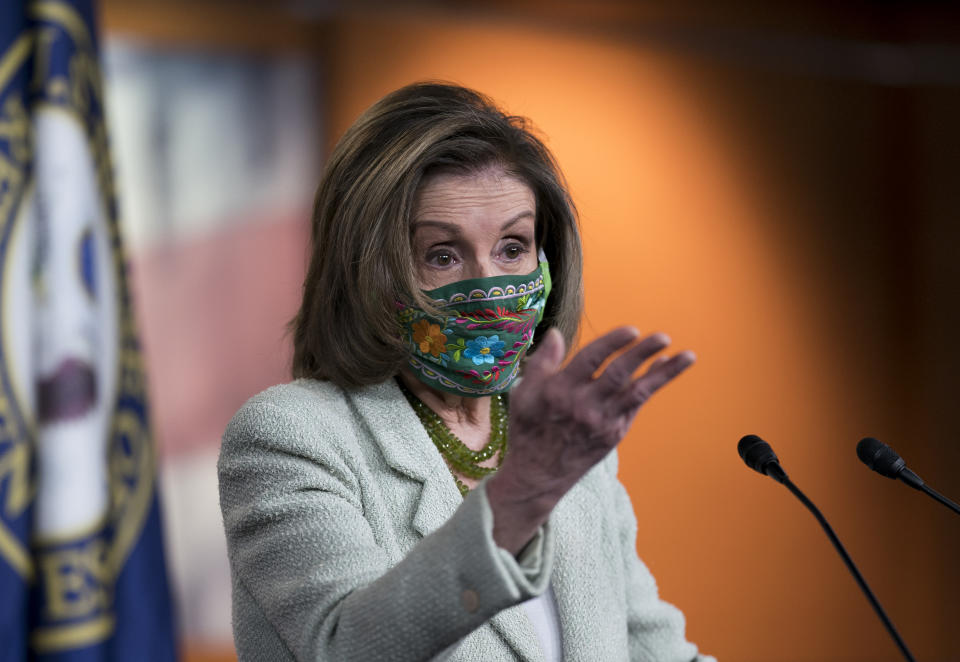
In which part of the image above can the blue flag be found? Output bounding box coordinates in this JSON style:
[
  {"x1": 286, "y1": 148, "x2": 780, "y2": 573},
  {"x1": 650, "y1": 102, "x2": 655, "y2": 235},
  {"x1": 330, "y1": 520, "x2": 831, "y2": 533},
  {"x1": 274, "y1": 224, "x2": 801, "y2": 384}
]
[{"x1": 0, "y1": 1, "x2": 178, "y2": 660}]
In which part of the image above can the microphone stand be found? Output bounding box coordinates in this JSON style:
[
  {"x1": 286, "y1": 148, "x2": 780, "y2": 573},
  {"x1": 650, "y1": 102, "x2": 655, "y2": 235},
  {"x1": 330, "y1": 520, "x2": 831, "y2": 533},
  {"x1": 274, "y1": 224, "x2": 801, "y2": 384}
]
[
  {"x1": 915, "y1": 483, "x2": 960, "y2": 516},
  {"x1": 781, "y1": 476, "x2": 917, "y2": 662}
]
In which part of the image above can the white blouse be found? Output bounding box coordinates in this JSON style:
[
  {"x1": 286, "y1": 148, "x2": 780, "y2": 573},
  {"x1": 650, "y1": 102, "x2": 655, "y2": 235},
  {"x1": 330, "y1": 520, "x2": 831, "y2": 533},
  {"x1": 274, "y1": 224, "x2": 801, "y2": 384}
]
[{"x1": 520, "y1": 584, "x2": 563, "y2": 662}]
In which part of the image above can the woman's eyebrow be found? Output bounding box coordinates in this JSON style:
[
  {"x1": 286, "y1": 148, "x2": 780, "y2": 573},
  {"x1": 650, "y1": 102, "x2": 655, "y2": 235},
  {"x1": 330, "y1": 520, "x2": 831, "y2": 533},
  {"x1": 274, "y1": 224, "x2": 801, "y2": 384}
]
[
  {"x1": 410, "y1": 220, "x2": 462, "y2": 234},
  {"x1": 412, "y1": 211, "x2": 534, "y2": 233},
  {"x1": 501, "y1": 211, "x2": 535, "y2": 231},
  {"x1": 411, "y1": 211, "x2": 534, "y2": 237}
]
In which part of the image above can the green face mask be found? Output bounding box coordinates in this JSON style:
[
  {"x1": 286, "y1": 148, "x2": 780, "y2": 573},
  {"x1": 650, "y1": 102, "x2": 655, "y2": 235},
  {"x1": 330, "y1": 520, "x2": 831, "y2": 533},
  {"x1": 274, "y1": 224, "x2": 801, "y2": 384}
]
[{"x1": 398, "y1": 258, "x2": 552, "y2": 397}]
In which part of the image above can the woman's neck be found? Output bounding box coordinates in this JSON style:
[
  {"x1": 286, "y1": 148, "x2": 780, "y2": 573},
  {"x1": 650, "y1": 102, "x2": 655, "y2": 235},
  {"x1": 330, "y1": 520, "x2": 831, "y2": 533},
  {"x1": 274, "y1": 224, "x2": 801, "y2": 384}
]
[{"x1": 397, "y1": 369, "x2": 491, "y2": 430}]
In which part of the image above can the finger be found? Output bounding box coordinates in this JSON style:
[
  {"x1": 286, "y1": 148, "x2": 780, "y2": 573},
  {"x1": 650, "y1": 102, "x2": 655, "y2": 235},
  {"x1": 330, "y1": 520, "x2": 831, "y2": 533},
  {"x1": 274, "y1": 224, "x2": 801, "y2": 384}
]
[
  {"x1": 617, "y1": 350, "x2": 695, "y2": 413},
  {"x1": 593, "y1": 333, "x2": 670, "y2": 394},
  {"x1": 521, "y1": 327, "x2": 566, "y2": 384},
  {"x1": 563, "y1": 326, "x2": 640, "y2": 382},
  {"x1": 645, "y1": 355, "x2": 671, "y2": 373}
]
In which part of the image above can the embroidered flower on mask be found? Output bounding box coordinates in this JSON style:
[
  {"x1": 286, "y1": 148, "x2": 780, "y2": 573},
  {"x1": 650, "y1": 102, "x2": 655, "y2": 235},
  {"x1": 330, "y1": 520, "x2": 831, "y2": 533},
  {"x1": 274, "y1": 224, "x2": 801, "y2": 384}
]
[
  {"x1": 464, "y1": 335, "x2": 506, "y2": 365},
  {"x1": 412, "y1": 320, "x2": 446, "y2": 357}
]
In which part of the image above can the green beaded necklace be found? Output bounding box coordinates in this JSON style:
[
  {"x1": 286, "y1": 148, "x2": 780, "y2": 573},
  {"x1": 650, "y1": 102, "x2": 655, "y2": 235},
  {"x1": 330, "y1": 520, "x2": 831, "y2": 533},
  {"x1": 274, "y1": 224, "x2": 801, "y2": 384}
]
[{"x1": 397, "y1": 379, "x2": 508, "y2": 497}]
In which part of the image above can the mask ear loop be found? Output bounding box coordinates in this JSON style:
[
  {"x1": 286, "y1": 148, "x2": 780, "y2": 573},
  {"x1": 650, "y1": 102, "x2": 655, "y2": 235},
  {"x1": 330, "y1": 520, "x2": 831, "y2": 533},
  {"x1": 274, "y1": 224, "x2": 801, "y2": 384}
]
[{"x1": 535, "y1": 248, "x2": 552, "y2": 324}]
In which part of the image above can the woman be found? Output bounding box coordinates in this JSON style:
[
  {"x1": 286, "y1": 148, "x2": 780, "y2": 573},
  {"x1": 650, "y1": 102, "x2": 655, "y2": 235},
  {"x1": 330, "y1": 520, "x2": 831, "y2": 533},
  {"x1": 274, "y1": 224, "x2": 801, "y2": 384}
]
[{"x1": 219, "y1": 82, "x2": 714, "y2": 661}]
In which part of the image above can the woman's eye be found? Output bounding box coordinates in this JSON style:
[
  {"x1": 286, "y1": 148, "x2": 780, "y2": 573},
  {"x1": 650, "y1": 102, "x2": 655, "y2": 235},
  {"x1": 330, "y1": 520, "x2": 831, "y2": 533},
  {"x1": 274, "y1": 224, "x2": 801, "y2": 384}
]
[
  {"x1": 503, "y1": 244, "x2": 526, "y2": 260},
  {"x1": 428, "y1": 251, "x2": 454, "y2": 267}
]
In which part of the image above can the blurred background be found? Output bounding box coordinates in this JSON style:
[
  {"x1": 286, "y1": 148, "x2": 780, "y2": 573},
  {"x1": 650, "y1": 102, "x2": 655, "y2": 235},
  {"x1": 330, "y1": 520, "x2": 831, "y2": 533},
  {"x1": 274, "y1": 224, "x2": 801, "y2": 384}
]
[{"x1": 97, "y1": 1, "x2": 960, "y2": 660}]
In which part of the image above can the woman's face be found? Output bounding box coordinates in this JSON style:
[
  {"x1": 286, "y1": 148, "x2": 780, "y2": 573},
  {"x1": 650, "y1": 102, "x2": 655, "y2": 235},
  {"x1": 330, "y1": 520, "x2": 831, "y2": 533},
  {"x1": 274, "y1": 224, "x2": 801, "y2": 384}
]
[{"x1": 411, "y1": 166, "x2": 538, "y2": 290}]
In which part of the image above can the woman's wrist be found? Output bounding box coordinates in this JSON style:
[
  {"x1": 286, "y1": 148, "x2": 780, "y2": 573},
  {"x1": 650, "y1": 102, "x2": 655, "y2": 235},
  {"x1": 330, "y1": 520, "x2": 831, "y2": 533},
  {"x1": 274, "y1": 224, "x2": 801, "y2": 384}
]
[{"x1": 486, "y1": 466, "x2": 560, "y2": 556}]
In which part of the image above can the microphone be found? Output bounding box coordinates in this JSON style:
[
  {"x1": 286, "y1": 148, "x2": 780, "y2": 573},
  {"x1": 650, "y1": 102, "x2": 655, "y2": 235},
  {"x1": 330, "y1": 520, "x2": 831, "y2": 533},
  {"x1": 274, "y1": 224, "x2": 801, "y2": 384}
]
[
  {"x1": 857, "y1": 437, "x2": 960, "y2": 516},
  {"x1": 738, "y1": 434, "x2": 787, "y2": 484},
  {"x1": 738, "y1": 435, "x2": 916, "y2": 662}
]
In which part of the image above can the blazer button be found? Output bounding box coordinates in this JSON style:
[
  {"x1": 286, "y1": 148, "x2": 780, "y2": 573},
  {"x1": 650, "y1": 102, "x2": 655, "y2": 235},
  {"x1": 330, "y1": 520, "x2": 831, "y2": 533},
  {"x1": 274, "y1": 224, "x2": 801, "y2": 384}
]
[{"x1": 461, "y1": 589, "x2": 479, "y2": 613}]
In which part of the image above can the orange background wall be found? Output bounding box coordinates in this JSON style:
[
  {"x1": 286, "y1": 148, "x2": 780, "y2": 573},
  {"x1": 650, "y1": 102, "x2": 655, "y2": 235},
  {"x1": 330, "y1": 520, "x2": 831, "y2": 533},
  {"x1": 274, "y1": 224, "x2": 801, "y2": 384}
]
[{"x1": 320, "y1": 11, "x2": 959, "y2": 662}]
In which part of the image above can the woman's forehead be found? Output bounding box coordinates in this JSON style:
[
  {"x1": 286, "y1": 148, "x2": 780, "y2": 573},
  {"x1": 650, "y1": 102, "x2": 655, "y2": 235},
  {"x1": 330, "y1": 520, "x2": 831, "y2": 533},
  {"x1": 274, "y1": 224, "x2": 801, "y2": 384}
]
[{"x1": 412, "y1": 168, "x2": 535, "y2": 234}]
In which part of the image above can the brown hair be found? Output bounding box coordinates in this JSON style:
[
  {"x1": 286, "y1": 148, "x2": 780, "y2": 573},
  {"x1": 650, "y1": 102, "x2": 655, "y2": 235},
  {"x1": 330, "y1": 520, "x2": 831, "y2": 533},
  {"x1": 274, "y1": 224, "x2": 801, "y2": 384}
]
[{"x1": 291, "y1": 82, "x2": 583, "y2": 388}]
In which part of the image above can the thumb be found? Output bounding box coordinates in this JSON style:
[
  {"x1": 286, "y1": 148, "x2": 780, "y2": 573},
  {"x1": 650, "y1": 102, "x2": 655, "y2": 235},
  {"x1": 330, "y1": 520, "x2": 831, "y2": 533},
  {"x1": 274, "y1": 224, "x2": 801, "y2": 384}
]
[{"x1": 522, "y1": 328, "x2": 565, "y2": 383}]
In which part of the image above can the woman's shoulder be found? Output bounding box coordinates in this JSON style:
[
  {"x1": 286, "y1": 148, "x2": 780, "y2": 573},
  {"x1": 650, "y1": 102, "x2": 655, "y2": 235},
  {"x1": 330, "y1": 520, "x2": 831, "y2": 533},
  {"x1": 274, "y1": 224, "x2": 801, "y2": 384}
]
[
  {"x1": 221, "y1": 379, "x2": 356, "y2": 454},
  {"x1": 231, "y1": 377, "x2": 350, "y2": 420},
  {"x1": 241, "y1": 378, "x2": 348, "y2": 411},
  {"x1": 218, "y1": 380, "x2": 370, "y2": 534}
]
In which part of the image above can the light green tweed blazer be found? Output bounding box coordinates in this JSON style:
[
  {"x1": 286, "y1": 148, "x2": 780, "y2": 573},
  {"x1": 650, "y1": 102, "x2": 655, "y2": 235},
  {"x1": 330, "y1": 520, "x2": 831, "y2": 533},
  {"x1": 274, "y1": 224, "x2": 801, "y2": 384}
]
[{"x1": 218, "y1": 378, "x2": 715, "y2": 661}]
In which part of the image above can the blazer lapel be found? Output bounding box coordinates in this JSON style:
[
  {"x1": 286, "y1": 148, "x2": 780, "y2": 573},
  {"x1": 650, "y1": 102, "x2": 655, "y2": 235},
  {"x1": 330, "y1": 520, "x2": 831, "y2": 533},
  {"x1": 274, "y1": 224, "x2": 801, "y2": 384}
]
[
  {"x1": 346, "y1": 379, "x2": 460, "y2": 537},
  {"x1": 547, "y1": 484, "x2": 597, "y2": 661},
  {"x1": 489, "y1": 605, "x2": 544, "y2": 662},
  {"x1": 348, "y1": 379, "x2": 544, "y2": 662}
]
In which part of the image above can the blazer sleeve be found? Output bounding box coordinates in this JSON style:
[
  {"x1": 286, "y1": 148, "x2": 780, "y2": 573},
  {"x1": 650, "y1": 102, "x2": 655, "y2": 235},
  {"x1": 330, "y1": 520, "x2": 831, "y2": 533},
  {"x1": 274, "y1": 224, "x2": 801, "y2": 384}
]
[
  {"x1": 604, "y1": 451, "x2": 717, "y2": 662},
  {"x1": 218, "y1": 395, "x2": 554, "y2": 662}
]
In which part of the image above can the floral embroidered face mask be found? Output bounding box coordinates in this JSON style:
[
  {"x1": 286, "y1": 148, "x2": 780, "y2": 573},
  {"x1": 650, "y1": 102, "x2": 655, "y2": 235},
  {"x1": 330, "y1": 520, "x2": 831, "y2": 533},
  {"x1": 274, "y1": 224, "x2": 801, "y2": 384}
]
[{"x1": 398, "y1": 255, "x2": 552, "y2": 397}]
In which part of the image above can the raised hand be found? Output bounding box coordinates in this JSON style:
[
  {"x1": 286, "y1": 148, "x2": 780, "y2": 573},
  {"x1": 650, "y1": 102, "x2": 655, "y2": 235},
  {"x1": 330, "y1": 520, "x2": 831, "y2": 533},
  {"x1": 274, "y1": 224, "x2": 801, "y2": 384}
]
[{"x1": 487, "y1": 327, "x2": 695, "y2": 554}]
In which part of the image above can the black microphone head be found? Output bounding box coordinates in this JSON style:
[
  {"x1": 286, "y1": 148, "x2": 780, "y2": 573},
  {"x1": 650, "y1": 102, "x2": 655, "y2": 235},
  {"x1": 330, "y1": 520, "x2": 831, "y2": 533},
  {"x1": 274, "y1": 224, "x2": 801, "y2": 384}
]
[
  {"x1": 738, "y1": 434, "x2": 781, "y2": 476},
  {"x1": 857, "y1": 437, "x2": 905, "y2": 478}
]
